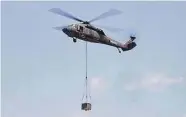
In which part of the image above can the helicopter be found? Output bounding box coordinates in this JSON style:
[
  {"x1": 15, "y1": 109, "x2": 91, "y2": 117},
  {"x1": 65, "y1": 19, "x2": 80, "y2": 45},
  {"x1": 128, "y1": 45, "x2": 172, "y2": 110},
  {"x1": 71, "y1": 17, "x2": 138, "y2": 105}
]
[{"x1": 49, "y1": 8, "x2": 137, "y2": 53}]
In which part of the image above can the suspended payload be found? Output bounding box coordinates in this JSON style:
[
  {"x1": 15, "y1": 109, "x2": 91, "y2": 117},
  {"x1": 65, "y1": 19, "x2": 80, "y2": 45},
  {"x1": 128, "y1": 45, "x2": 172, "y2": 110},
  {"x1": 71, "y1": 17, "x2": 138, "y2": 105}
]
[
  {"x1": 81, "y1": 76, "x2": 91, "y2": 111},
  {"x1": 81, "y1": 42, "x2": 91, "y2": 111},
  {"x1": 81, "y1": 102, "x2": 91, "y2": 111}
]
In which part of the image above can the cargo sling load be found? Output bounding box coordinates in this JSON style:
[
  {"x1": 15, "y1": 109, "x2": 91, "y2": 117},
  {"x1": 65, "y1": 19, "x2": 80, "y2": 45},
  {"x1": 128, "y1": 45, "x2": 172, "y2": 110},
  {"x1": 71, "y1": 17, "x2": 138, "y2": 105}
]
[
  {"x1": 81, "y1": 76, "x2": 91, "y2": 111},
  {"x1": 81, "y1": 42, "x2": 91, "y2": 111}
]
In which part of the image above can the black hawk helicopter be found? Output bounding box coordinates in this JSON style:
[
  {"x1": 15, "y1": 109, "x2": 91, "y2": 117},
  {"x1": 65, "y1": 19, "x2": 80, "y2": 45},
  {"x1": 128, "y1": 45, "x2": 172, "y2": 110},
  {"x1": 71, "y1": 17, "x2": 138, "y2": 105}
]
[{"x1": 49, "y1": 8, "x2": 137, "y2": 53}]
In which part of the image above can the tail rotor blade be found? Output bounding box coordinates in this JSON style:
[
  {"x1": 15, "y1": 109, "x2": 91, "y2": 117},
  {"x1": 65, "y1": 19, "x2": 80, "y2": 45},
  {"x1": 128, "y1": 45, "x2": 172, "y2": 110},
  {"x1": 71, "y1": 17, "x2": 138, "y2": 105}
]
[
  {"x1": 88, "y1": 8, "x2": 123, "y2": 23},
  {"x1": 49, "y1": 8, "x2": 84, "y2": 22},
  {"x1": 129, "y1": 31, "x2": 140, "y2": 42}
]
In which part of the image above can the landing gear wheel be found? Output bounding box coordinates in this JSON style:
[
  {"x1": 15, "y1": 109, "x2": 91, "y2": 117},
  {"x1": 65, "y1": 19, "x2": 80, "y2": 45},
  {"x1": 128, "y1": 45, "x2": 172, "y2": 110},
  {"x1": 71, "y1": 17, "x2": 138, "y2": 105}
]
[
  {"x1": 73, "y1": 38, "x2": 77, "y2": 43},
  {"x1": 117, "y1": 48, "x2": 121, "y2": 53}
]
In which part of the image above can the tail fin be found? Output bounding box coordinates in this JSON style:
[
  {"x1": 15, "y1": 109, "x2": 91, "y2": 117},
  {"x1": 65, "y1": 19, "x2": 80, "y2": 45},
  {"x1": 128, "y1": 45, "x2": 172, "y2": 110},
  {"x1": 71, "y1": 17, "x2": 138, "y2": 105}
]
[{"x1": 121, "y1": 36, "x2": 137, "y2": 51}]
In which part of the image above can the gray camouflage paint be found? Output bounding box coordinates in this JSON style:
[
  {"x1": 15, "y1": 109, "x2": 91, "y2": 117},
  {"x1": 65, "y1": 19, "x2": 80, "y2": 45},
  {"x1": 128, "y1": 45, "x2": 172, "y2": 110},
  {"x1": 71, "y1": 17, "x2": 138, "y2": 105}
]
[{"x1": 62, "y1": 23, "x2": 136, "y2": 52}]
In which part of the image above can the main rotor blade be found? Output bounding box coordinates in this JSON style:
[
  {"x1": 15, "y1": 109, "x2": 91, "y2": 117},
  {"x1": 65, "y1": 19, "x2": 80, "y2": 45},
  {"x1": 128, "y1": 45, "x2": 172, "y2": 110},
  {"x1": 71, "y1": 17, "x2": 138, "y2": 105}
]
[
  {"x1": 88, "y1": 9, "x2": 123, "y2": 23},
  {"x1": 94, "y1": 24, "x2": 125, "y2": 32},
  {"x1": 49, "y1": 8, "x2": 84, "y2": 22}
]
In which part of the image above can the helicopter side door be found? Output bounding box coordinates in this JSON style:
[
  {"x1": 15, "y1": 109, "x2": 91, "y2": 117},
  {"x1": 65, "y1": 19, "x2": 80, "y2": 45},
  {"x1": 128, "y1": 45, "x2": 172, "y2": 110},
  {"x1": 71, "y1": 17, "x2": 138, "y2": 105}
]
[
  {"x1": 79, "y1": 26, "x2": 83, "y2": 32},
  {"x1": 77, "y1": 25, "x2": 85, "y2": 38}
]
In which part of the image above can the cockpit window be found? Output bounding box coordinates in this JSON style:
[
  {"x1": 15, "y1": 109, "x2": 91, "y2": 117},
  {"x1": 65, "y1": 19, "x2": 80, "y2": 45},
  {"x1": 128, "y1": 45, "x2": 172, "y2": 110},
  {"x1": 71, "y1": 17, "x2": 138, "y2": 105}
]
[
  {"x1": 69, "y1": 24, "x2": 75, "y2": 28},
  {"x1": 73, "y1": 24, "x2": 78, "y2": 28}
]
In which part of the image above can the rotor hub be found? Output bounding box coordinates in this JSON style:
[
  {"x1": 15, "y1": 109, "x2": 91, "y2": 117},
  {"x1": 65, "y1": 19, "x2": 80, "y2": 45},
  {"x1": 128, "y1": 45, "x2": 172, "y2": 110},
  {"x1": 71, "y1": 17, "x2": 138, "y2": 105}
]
[{"x1": 82, "y1": 21, "x2": 90, "y2": 24}]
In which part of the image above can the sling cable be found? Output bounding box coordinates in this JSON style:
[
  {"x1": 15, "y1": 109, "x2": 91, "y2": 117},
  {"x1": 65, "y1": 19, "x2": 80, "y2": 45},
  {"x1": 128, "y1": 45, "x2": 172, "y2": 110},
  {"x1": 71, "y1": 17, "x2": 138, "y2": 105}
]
[{"x1": 81, "y1": 41, "x2": 91, "y2": 111}]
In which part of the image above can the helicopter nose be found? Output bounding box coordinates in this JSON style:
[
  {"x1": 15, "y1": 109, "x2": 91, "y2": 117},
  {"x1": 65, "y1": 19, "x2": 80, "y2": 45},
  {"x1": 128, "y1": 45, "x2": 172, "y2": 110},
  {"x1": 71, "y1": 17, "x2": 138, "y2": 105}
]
[{"x1": 62, "y1": 28, "x2": 68, "y2": 33}]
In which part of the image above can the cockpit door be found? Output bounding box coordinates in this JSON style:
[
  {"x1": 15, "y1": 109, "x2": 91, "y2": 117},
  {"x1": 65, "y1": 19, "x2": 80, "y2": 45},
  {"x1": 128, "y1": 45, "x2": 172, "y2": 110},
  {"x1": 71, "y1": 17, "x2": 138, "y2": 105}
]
[
  {"x1": 79, "y1": 26, "x2": 83, "y2": 32},
  {"x1": 76, "y1": 25, "x2": 83, "y2": 32}
]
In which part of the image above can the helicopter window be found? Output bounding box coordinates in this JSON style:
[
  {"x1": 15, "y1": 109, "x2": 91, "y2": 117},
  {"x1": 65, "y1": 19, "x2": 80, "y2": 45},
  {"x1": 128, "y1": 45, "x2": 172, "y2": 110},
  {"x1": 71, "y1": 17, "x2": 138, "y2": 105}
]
[{"x1": 80, "y1": 26, "x2": 83, "y2": 31}]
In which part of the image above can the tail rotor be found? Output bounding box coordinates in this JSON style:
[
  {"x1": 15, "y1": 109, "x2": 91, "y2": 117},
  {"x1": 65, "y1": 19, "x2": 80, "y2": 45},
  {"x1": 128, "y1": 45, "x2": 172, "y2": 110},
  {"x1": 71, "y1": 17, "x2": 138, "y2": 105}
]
[
  {"x1": 130, "y1": 35, "x2": 136, "y2": 41},
  {"x1": 128, "y1": 29, "x2": 140, "y2": 43}
]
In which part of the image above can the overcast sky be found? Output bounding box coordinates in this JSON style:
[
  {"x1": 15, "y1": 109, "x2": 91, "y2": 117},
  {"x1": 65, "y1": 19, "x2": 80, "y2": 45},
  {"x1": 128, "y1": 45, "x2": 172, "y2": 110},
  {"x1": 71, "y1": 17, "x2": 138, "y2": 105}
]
[{"x1": 1, "y1": 1, "x2": 186, "y2": 117}]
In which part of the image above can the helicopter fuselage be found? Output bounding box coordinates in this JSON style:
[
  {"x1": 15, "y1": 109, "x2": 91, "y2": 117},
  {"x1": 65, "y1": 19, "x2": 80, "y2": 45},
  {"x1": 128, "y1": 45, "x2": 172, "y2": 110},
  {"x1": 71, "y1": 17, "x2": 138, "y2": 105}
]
[
  {"x1": 49, "y1": 8, "x2": 137, "y2": 53},
  {"x1": 62, "y1": 23, "x2": 124, "y2": 49}
]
